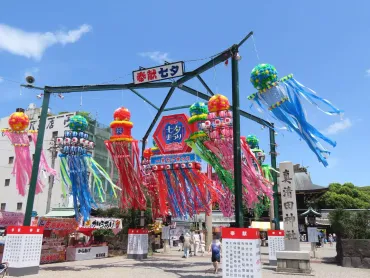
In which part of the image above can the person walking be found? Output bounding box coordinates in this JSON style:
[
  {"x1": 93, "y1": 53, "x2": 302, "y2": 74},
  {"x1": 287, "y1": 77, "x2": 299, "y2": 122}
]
[
  {"x1": 192, "y1": 231, "x2": 200, "y2": 256},
  {"x1": 199, "y1": 231, "x2": 206, "y2": 256},
  {"x1": 208, "y1": 236, "x2": 222, "y2": 274},
  {"x1": 183, "y1": 233, "x2": 191, "y2": 258},
  {"x1": 328, "y1": 234, "x2": 333, "y2": 247},
  {"x1": 179, "y1": 234, "x2": 185, "y2": 251}
]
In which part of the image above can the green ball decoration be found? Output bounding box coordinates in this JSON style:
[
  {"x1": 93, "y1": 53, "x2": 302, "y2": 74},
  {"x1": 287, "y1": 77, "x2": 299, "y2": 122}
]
[
  {"x1": 69, "y1": 115, "x2": 88, "y2": 132},
  {"x1": 246, "y1": 135, "x2": 259, "y2": 149},
  {"x1": 189, "y1": 102, "x2": 208, "y2": 116},
  {"x1": 250, "y1": 64, "x2": 278, "y2": 91}
]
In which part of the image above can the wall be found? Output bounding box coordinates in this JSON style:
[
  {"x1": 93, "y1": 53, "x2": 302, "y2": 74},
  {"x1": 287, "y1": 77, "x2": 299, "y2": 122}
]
[{"x1": 338, "y1": 239, "x2": 370, "y2": 268}]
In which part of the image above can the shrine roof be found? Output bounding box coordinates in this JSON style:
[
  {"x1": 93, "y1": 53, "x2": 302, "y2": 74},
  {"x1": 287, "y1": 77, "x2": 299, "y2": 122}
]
[{"x1": 277, "y1": 172, "x2": 327, "y2": 192}]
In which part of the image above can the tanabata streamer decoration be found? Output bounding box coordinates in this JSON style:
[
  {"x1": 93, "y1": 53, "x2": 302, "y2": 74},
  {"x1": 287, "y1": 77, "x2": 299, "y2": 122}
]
[
  {"x1": 105, "y1": 107, "x2": 146, "y2": 210},
  {"x1": 246, "y1": 135, "x2": 272, "y2": 218},
  {"x1": 248, "y1": 64, "x2": 342, "y2": 167},
  {"x1": 148, "y1": 113, "x2": 224, "y2": 218},
  {"x1": 186, "y1": 97, "x2": 272, "y2": 209},
  {"x1": 57, "y1": 115, "x2": 119, "y2": 220},
  {"x1": 142, "y1": 147, "x2": 163, "y2": 219},
  {"x1": 2, "y1": 108, "x2": 56, "y2": 196}
]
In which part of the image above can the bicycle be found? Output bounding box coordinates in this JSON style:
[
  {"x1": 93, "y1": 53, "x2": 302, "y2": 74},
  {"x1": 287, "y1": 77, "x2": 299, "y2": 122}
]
[{"x1": 0, "y1": 262, "x2": 8, "y2": 278}]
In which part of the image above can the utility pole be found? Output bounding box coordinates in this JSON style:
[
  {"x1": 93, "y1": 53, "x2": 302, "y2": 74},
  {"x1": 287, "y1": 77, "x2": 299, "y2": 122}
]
[{"x1": 46, "y1": 137, "x2": 58, "y2": 214}]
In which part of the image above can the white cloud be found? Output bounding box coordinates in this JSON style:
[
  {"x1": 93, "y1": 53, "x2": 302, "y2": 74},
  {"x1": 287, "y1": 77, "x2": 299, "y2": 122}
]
[
  {"x1": 366, "y1": 69, "x2": 370, "y2": 77},
  {"x1": 0, "y1": 24, "x2": 92, "y2": 60},
  {"x1": 139, "y1": 51, "x2": 171, "y2": 64},
  {"x1": 0, "y1": 77, "x2": 3, "y2": 83},
  {"x1": 24, "y1": 67, "x2": 39, "y2": 77},
  {"x1": 323, "y1": 118, "x2": 352, "y2": 135}
]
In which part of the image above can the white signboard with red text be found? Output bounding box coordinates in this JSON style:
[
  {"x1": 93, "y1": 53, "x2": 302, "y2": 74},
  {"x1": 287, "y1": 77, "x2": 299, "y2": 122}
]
[
  {"x1": 3, "y1": 226, "x2": 44, "y2": 276},
  {"x1": 222, "y1": 228, "x2": 261, "y2": 278},
  {"x1": 133, "y1": 62, "x2": 185, "y2": 84},
  {"x1": 268, "y1": 230, "x2": 285, "y2": 264},
  {"x1": 127, "y1": 229, "x2": 148, "y2": 260}
]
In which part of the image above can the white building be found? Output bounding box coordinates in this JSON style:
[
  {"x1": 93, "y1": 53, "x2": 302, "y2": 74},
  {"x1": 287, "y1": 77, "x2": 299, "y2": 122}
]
[{"x1": 0, "y1": 104, "x2": 115, "y2": 217}]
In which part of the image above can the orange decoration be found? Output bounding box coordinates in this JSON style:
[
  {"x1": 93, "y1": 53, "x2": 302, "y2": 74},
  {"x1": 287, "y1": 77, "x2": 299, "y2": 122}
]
[
  {"x1": 207, "y1": 94, "x2": 230, "y2": 113},
  {"x1": 8, "y1": 111, "x2": 29, "y2": 131}
]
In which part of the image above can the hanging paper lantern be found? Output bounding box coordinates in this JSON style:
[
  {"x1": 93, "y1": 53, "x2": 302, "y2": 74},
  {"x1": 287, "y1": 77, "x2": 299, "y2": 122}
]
[
  {"x1": 59, "y1": 114, "x2": 118, "y2": 220},
  {"x1": 186, "y1": 96, "x2": 273, "y2": 209},
  {"x1": 109, "y1": 108, "x2": 134, "y2": 142},
  {"x1": 69, "y1": 115, "x2": 88, "y2": 132},
  {"x1": 105, "y1": 107, "x2": 146, "y2": 210},
  {"x1": 188, "y1": 102, "x2": 209, "y2": 140},
  {"x1": 8, "y1": 109, "x2": 30, "y2": 131},
  {"x1": 3, "y1": 108, "x2": 55, "y2": 196},
  {"x1": 248, "y1": 63, "x2": 342, "y2": 167},
  {"x1": 250, "y1": 63, "x2": 278, "y2": 91},
  {"x1": 208, "y1": 94, "x2": 230, "y2": 113}
]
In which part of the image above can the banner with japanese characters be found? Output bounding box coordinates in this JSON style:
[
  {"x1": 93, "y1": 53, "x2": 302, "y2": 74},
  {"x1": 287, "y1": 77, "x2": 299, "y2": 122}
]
[
  {"x1": 3, "y1": 226, "x2": 44, "y2": 276},
  {"x1": 267, "y1": 230, "x2": 285, "y2": 263},
  {"x1": 37, "y1": 217, "x2": 79, "y2": 233},
  {"x1": 222, "y1": 228, "x2": 261, "y2": 278},
  {"x1": 133, "y1": 62, "x2": 184, "y2": 84},
  {"x1": 279, "y1": 161, "x2": 300, "y2": 251},
  {"x1": 127, "y1": 229, "x2": 148, "y2": 259},
  {"x1": 307, "y1": 227, "x2": 318, "y2": 243},
  {"x1": 83, "y1": 218, "x2": 122, "y2": 230},
  {"x1": 0, "y1": 211, "x2": 24, "y2": 226}
]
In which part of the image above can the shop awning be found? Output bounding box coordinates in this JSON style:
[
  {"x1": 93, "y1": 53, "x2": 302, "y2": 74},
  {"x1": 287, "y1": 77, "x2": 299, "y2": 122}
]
[{"x1": 43, "y1": 208, "x2": 75, "y2": 218}]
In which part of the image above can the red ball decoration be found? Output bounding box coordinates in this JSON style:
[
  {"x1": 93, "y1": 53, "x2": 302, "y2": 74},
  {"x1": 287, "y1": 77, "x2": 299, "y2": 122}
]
[
  {"x1": 113, "y1": 107, "x2": 131, "y2": 121},
  {"x1": 208, "y1": 94, "x2": 230, "y2": 113},
  {"x1": 143, "y1": 148, "x2": 153, "y2": 159},
  {"x1": 8, "y1": 111, "x2": 30, "y2": 131}
]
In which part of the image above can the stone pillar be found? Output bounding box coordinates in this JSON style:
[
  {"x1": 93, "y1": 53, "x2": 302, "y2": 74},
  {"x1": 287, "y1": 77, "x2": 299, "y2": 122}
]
[{"x1": 279, "y1": 161, "x2": 300, "y2": 251}]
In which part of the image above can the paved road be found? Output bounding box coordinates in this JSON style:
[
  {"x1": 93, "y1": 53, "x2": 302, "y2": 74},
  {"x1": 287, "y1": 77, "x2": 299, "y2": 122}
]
[{"x1": 34, "y1": 243, "x2": 369, "y2": 278}]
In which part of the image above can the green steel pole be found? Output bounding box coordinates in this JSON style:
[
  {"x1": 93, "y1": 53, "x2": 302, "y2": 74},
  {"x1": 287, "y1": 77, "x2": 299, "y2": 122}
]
[
  {"x1": 231, "y1": 46, "x2": 243, "y2": 228},
  {"x1": 23, "y1": 91, "x2": 51, "y2": 226},
  {"x1": 269, "y1": 125, "x2": 280, "y2": 230}
]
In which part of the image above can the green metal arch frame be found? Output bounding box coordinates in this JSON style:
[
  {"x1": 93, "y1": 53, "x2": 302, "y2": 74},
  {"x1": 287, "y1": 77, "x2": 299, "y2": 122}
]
[{"x1": 21, "y1": 31, "x2": 280, "y2": 230}]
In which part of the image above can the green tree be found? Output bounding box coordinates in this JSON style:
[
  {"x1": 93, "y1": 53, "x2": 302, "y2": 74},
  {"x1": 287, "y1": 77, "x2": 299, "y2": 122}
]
[{"x1": 316, "y1": 183, "x2": 370, "y2": 209}]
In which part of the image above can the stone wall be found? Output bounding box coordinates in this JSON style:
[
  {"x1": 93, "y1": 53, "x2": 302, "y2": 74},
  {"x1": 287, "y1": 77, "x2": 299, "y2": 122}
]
[{"x1": 337, "y1": 239, "x2": 370, "y2": 268}]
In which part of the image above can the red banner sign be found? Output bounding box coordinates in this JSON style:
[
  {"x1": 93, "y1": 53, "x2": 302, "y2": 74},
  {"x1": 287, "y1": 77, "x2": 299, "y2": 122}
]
[
  {"x1": 38, "y1": 217, "x2": 78, "y2": 232},
  {"x1": 0, "y1": 211, "x2": 24, "y2": 227},
  {"x1": 222, "y1": 228, "x2": 260, "y2": 240}
]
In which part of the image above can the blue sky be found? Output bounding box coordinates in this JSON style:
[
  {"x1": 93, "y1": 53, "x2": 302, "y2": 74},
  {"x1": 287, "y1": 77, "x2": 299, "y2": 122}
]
[{"x1": 0, "y1": 1, "x2": 369, "y2": 187}]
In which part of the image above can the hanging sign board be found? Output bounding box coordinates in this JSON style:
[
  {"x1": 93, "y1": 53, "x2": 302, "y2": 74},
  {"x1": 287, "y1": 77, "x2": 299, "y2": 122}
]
[
  {"x1": 153, "y1": 114, "x2": 192, "y2": 154},
  {"x1": 133, "y1": 61, "x2": 185, "y2": 84},
  {"x1": 37, "y1": 217, "x2": 78, "y2": 232}
]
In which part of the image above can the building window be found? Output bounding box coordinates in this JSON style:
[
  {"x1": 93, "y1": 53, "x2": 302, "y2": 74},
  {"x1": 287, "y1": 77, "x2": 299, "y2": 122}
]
[
  {"x1": 0, "y1": 203, "x2": 5, "y2": 211},
  {"x1": 4, "y1": 179, "x2": 10, "y2": 186},
  {"x1": 52, "y1": 131, "x2": 58, "y2": 138},
  {"x1": 17, "y1": 202, "x2": 22, "y2": 211},
  {"x1": 8, "y1": 156, "x2": 14, "y2": 164}
]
